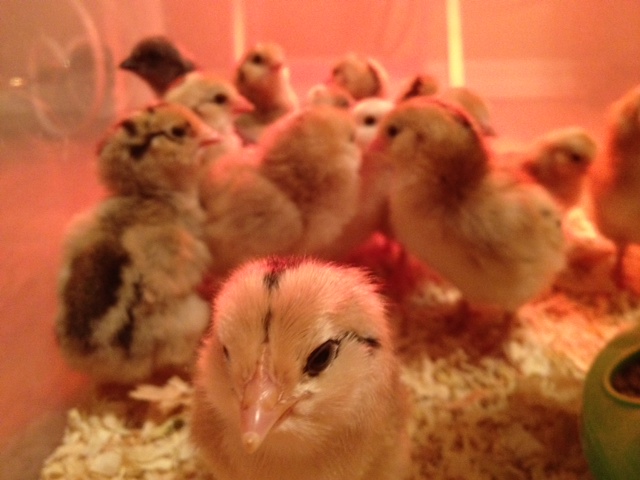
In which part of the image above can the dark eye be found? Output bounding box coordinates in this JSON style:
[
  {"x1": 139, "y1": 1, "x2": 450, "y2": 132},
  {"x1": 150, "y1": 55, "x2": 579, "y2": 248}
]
[
  {"x1": 363, "y1": 115, "x2": 377, "y2": 126},
  {"x1": 171, "y1": 126, "x2": 187, "y2": 138},
  {"x1": 213, "y1": 93, "x2": 228, "y2": 105},
  {"x1": 251, "y1": 53, "x2": 264, "y2": 65},
  {"x1": 387, "y1": 124, "x2": 400, "y2": 138},
  {"x1": 568, "y1": 152, "x2": 584, "y2": 163},
  {"x1": 304, "y1": 340, "x2": 339, "y2": 377}
]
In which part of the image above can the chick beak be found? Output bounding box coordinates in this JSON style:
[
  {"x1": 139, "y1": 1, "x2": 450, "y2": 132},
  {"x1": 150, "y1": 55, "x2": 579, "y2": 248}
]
[
  {"x1": 269, "y1": 62, "x2": 284, "y2": 73},
  {"x1": 199, "y1": 131, "x2": 221, "y2": 149},
  {"x1": 231, "y1": 95, "x2": 255, "y2": 115},
  {"x1": 240, "y1": 363, "x2": 293, "y2": 454},
  {"x1": 119, "y1": 58, "x2": 137, "y2": 71}
]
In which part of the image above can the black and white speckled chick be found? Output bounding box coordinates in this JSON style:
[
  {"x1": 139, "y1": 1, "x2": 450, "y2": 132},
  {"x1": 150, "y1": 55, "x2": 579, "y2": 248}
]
[
  {"x1": 191, "y1": 257, "x2": 409, "y2": 480},
  {"x1": 55, "y1": 103, "x2": 218, "y2": 384},
  {"x1": 119, "y1": 36, "x2": 196, "y2": 97}
]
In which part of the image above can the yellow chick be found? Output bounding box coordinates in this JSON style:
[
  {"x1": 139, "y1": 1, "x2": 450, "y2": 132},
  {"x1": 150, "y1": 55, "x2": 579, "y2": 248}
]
[
  {"x1": 164, "y1": 71, "x2": 253, "y2": 164},
  {"x1": 234, "y1": 42, "x2": 299, "y2": 143},
  {"x1": 316, "y1": 98, "x2": 395, "y2": 260},
  {"x1": 119, "y1": 35, "x2": 196, "y2": 98},
  {"x1": 191, "y1": 257, "x2": 410, "y2": 480},
  {"x1": 55, "y1": 103, "x2": 218, "y2": 384},
  {"x1": 328, "y1": 52, "x2": 390, "y2": 100},
  {"x1": 588, "y1": 84, "x2": 640, "y2": 287},
  {"x1": 515, "y1": 126, "x2": 597, "y2": 211},
  {"x1": 372, "y1": 97, "x2": 566, "y2": 314},
  {"x1": 200, "y1": 105, "x2": 362, "y2": 276}
]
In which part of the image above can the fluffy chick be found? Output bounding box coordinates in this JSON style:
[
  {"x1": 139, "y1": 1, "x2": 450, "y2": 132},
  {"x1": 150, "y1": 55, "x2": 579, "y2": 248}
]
[
  {"x1": 328, "y1": 53, "x2": 389, "y2": 100},
  {"x1": 191, "y1": 257, "x2": 409, "y2": 480},
  {"x1": 395, "y1": 73, "x2": 440, "y2": 102},
  {"x1": 588, "y1": 84, "x2": 640, "y2": 287},
  {"x1": 164, "y1": 71, "x2": 253, "y2": 163},
  {"x1": 200, "y1": 105, "x2": 361, "y2": 275},
  {"x1": 305, "y1": 83, "x2": 355, "y2": 109},
  {"x1": 55, "y1": 103, "x2": 218, "y2": 384},
  {"x1": 439, "y1": 86, "x2": 496, "y2": 137},
  {"x1": 373, "y1": 97, "x2": 566, "y2": 313},
  {"x1": 515, "y1": 127, "x2": 597, "y2": 211},
  {"x1": 316, "y1": 99, "x2": 395, "y2": 260},
  {"x1": 119, "y1": 35, "x2": 196, "y2": 97},
  {"x1": 234, "y1": 42, "x2": 299, "y2": 143}
]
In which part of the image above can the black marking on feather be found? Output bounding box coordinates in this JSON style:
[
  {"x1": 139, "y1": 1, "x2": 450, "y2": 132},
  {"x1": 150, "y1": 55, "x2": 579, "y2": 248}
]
[
  {"x1": 343, "y1": 331, "x2": 381, "y2": 350},
  {"x1": 112, "y1": 278, "x2": 142, "y2": 355},
  {"x1": 62, "y1": 240, "x2": 130, "y2": 354},
  {"x1": 120, "y1": 119, "x2": 137, "y2": 136},
  {"x1": 262, "y1": 256, "x2": 303, "y2": 292},
  {"x1": 262, "y1": 308, "x2": 272, "y2": 343}
]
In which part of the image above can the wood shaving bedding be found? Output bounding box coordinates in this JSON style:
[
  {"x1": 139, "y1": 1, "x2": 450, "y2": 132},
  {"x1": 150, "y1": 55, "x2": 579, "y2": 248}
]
[{"x1": 40, "y1": 236, "x2": 640, "y2": 480}]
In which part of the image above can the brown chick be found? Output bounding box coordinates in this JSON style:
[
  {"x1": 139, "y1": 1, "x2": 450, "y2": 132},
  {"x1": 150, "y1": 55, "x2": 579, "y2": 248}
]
[
  {"x1": 305, "y1": 83, "x2": 356, "y2": 109},
  {"x1": 439, "y1": 86, "x2": 496, "y2": 137},
  {"x1": 588, "y1": 84, "x2": 640, "y2": 287},
  {"x1": 119, "y1": 36, "x2": 196, "y2": 98},
  {"x1": 372, "y1": 97, "x2": 566, "y2": 314},
  {"x1": 515, "y1": 126, "x2": 597, "y2": 211},
  {"x1": 164, "y1": 71, "x2": 253, "y2": 164},
  {"x1": 234, "y1": 42, "x2": 299, "y2": 143},
  {"x1": 200, "y1": 106, "x2": 362, "y2": 276},
  {"x1": 55, "y1": 103, "x2": 218, "y2": 384},
  {"x1": 191, "y1": 257, "x2": 410, "y2": 480},
  {"x1": 328, "y1": 52, "x2": 390, "y2": 100},
  {"x1": 395, "y1": 73, "x2": 440, "y2": 102}
]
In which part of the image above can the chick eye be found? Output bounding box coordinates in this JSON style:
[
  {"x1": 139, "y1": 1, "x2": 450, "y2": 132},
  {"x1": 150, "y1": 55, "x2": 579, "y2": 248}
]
[
  {"x1": 251, "y1": 53, "x2": 264, "y2": 65},
  {"x1": 171, "y1": 126, "x2": 187, "y2": 138},
  {"x1": 568, "y1": 153, "x2": 584, "y2": 163},
  {"x1": 386, "y1": 124, "x2": 400, "y2": 138},
  {"x1": 304, "y1": 340, "x2": 339, "y2": 377},
  {"x1": 363, "y1": 115, "x2": 377, "y2": 126},
  {"x1": 213, "y1": 93, "x2": 228, "y2": 105}
]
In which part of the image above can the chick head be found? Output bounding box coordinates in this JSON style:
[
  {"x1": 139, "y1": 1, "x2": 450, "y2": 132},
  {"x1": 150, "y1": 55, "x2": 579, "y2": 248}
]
[
  {"x1": 352, "y1": 98, "x2": 394, "y2": 150},
  {"x1": 329, "y1": 53, "x2": 389, "y2": 100},
  {"x1": 235, "y1": 42, "x2": 290, "y2": 103},
  {"x1": 531, "y1": 127, "x2": 597, "y2": 179},
  {"x1": 119, "y1": 36, "x2": 195, "y2": 95},
  {"x1": 199, "y1": 257, "x2": 392, "y2": 454},
  {"x1": 165, "y1": 72, "x2": 253, "y2": 129},
  {"x1": 97, "y1": 103, "x2": 219, "y2": 196},
  {"x1": 371, "y1": 97, "x2": 488, "y2": 181}
]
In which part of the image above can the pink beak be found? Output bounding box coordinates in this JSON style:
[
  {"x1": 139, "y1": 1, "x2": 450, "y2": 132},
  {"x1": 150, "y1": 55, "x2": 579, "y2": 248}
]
[
  {"x1": 240, "y1": 359, "x2": 294, "y2": 454},
  {"x1": 231, "y1": 95, "x2": 255, "y2": 115},
  {"x1": 199, "y1": 131, "x2": 221, "y2": 148}
]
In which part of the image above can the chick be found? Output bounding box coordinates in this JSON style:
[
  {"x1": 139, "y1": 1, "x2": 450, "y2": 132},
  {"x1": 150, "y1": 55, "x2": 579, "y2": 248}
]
[
  {"x1": 305, "y1": 83, "x2": 355, "y2": 109},
  {"x1": 191, "y1": 257, "x2": 409, "y2": 480},
  {"x1": 588, "y1": 84, "x2": 640, "y2": 287},
  {"x1": 119, "y1": 35, "x2": 196, "y2": 97},
  {"x1": 55, "y1": 103, "x2": 218, "y2": 384},
  {"x1": 439, "y1": 86, "x2": 496, "y2": 137},
  {"x1": 164, "y1": 71, "x2": 253, "y2": 163},
  {"x1": 316, "y1": 98, "x2": 395, "y2": 261},
  {"x1": 328, "y1": 53, "x2": 390, "y2": 100},
  {"x1": 395, "y1": 73, "x2": 440, "y2": 102},
  {"x1": 200, "y1": 105, "x2": 362, "y2": 275},
  {"x1": 372, "y1": 97, "x2": 566, "y2": 314},
  {"x1": 233, "y1": 42, "x2": 299, "y2": 143},
  {"x1": 514, "y1": 127, "x2": 597, "y2": 211}
]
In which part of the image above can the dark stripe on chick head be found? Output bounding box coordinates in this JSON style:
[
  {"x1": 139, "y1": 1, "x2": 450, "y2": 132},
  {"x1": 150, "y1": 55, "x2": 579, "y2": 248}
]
[
  {"x1": 262, "y1": 308, "x2": 272, "y2": 343},
  {"x1": 262, "y1": 256, "x2": 303, "y2": 292}
]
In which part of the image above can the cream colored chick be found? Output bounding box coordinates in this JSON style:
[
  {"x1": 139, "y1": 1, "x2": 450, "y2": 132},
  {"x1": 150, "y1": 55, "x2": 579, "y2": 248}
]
[
  {"x1": 191, "y1": 257, "x2": 409, "y2": 480},
  {"x1": 164, "y1": 71, "x2": 253, "y2": 163},
  {"x1": 316, "y1": 98, "x2": 395, "y2": 260},
  {"x1": 588, "y1": 84, "x2": 640, "y2": 287},
  {"x1": 328, "y1": 53, "x2": 389, "y2": 100},
  {"x1": 516, "y1": 127, "x2": 597, "y2": 211},
  {"x1": 55, "y1": 103, "x2": 218, "y2": 384},
  {"x1": 395, "y1": 73, "x2": 440, "y2": 102},
  {"x1": 200, "y1": 105, "x2": 361, "y2": 275},
  {"x1": 119, "y1": 36, "x2": 196, "y2": 98},
  {"x1": 372, "y1": 97, "x2": 566, "y2": 313},
  {"x1": 234, "y1": 42, "x2": 299, "y2": 143}
]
